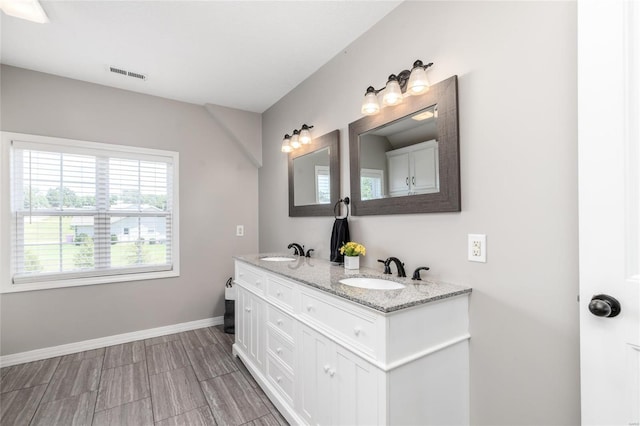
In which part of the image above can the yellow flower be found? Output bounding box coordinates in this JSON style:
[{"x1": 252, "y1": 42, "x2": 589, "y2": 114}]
[{"x1": 339, "y1": 241, "x2": 366, "y2": 257}]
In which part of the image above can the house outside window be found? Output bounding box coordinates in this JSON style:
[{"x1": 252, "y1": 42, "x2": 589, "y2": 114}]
[{"x1": 0, "y1": 132, "x2": 180, "y2": 292}]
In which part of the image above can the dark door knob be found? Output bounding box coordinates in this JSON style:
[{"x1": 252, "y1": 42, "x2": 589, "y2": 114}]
[{"x1": 588, "y1": 294, "x2": 621, "y2": 318}]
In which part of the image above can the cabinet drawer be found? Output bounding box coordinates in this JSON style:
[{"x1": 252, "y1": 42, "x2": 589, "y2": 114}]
[
  {"x1": 266, "y1": 354, "x2": 294, "y2": 403},
  {"x1": 235, "y1": 263, "x2": 265, "y2": 295},
  {"x1": 266, "y1": 275, "x2": 294, "y2": 312},
  {"x1": 266, "y1": 326, "x2": 294, "y2": 371},
  {"x1": 267, "y1": 304, "x2": 295, "y2": 341},
  {"x1": 300, "y1": 290, "x2": 378, "y2": 357}
]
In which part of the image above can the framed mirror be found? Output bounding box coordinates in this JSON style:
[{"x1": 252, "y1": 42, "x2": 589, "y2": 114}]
[
  {"x1": 289, "y1": 129, "x2": 340, "y2": 217},
  {"x1": 349, "y1": 75, "x2": 460, "y2": 215}
]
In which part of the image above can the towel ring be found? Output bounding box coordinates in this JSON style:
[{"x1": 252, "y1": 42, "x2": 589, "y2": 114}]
[{"x1": 334, "y1": 197, "x2": 350, "y2": 219}]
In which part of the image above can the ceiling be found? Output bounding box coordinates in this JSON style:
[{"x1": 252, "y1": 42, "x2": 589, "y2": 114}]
[{"x1": 0, "y1": 1, "x2": 400, "y2": 113}]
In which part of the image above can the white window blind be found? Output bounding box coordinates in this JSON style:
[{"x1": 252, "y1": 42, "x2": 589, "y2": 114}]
[
  {"x1": 6, "y1": 135, "x2": 179, "y2": 288},
  {"x1": 315, "y1": 165, "x2": 330, "y2": 204}
]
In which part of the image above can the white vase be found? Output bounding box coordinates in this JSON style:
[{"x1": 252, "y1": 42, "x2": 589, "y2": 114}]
[{"x1": 344, "y1": 256, "x2": 360, "y2": 270}]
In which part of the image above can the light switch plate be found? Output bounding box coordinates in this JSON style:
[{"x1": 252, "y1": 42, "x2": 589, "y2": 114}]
[
  {"x1": 236, "y1": 225, "x2": 244, "y2": 237},
  {"x1": 468, "y1": 234, "x2": 486, "y2": 262}
]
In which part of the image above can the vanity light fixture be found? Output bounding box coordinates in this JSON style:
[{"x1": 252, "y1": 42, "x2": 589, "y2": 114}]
[
  {"x1": 361, "y1": 60, "x2": 433, "y2": 116},
  {"x1": 281, "y1": 124, "x2": 314, "y2": 153}
]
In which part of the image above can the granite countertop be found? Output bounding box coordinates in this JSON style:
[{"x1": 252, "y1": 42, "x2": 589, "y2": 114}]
[{"x1": 234, "y1": 253, "x2": 472, "y2": 314}]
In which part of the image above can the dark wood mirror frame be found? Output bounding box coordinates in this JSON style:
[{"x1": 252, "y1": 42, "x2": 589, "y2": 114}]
[
  {"x1": 348, "y1": 75, "x2": 460, "y2": 215},
  {"x1": 289, "y1": 129, "x2": 340, "y2": 217}
]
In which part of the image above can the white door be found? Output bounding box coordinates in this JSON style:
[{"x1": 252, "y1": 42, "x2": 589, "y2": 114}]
[{"x1": 578, "y1": 1, "x2": 640, "y2": 425}]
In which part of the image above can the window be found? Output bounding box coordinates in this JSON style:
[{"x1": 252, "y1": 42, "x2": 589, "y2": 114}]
[
  {"x1": 315, "y1": 165, "x2": 330, "y2": 204},
  {"x1": 360, "y1": 168, "x2": 384, "y2": 200},
  {"x1": 1, "y1": 132, "x2": 180, "y2": 292}
]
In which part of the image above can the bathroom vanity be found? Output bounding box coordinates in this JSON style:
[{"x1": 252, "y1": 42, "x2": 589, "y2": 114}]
[{"x1": 233, "y1": 254, "x2": 471, "y2": 426}]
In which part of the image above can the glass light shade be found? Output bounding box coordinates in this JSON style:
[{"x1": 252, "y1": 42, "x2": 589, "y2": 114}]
[
  {"x1": 382, "y1": 80, "x2": 403, "y2": 106},
  {"x1": 361, "y1": 91, "x2": 380, "y2": 115},
  {"x1": 290, "y1": 132, "x2": 301, "y2": 149},
  {"x1": 407, "y1": 67, "x2": 430, "y2": 95},
  {"x1": 300, "y1": 128, "x2": 312, "y2": 144},
  {"x1": 281, "y1": 135, "x2": 292, "y2": 153}
]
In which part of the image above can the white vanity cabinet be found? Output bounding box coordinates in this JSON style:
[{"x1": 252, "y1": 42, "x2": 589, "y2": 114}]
[
  {"x1": 386, "y1": 140, "x2": 439, "y2": 196},
  {"x1": 233, "y1": 259, "x2": 470, "y2": 426}
]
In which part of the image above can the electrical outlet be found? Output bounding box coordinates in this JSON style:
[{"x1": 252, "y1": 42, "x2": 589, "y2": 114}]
[
  {"x1": 236, "y1": 225, "x2": 244, "y2": 237},
  {"x1": 468, "y1": 234, "x2": 486, "y2": 262}
]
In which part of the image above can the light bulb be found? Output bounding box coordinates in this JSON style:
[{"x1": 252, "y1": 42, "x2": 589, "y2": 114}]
[
  {"x1": 407, "y1": 66, "x2": 430, "y2": 95},
  {"x1": 300, "y1": 125, "x2": 312, "y2": 144},
  {"x1": 281, "y1": 135, "x2": 292, "y2": 153},
  {"x1": 361, "y1": 87, "x2": 380, "y2": 115},
  {"x1": 290, "y1": 130, "x2": 301, "y2": 149},
  {"x1": 382, "y1": 76, "x2": 403, "y2": 106}
]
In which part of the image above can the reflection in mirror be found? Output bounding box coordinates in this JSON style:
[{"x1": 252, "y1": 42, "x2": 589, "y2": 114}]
[
  {"x1": 349, "y1": 75, "x2": 459, "y2": 215},
  {"x1": 359, "y1": 105, "x2": 438, "y2": 200},
  {"x1": 289, "y1": 130, "x2": 340, "y2": 217},
  {"x1": 293, "y1": 147, "x2": 330, "y2": 206}
]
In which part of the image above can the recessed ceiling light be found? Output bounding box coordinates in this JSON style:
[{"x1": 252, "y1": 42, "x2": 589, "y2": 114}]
[
  {"x1": 411, "y1": 110, "x2": 434, "y2": 121},
  {"x1": 0, "y1": 0, "x2": 49, "y2": 23}
]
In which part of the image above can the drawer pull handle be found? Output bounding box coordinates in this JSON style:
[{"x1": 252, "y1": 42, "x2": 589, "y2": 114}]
[
  {"x1": 276, "y1": 347, "x2": 283, "y2": 354},
  {"x1": 354, "y1": 327, "x2": 362, "y2": 336},
  {"x1": 277, "y1": 319, "x2": 283, "y2": 326},
  {"x1": 323, "y1": 364, "x2": 330, "y2": 373},
  {"x1": 276, "y1": 376, "x2": 282, "y2": 383},
  {"x1": 245, "y1": 307, "x2": 251, "y2": 312},
  {"x1": 329, "y1": 369, "x2": 336, "y2": 377}
]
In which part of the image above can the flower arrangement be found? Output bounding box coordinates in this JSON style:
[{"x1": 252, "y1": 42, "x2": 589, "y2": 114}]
[{"x1": 340, "y1": 242, "x2": 366, "y2": 257}]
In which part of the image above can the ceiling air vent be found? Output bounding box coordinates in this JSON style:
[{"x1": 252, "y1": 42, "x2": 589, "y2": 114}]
[{"x1": 108, "y1": 66, "x2": 147, "y2": 81}]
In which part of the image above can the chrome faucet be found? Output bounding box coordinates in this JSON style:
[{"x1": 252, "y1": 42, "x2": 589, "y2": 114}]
[
  {"x1": 378, "y1": 257, "x2": 406, "y2": 278},
  {"x1": 412, "y1": 266, "x2": 430, "y2": 280},
  {"x1": 287, "y1": 243, "x2": 305, "y2": 256}
]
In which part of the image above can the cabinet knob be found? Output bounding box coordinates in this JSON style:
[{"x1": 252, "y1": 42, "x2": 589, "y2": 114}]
[
  {"x1": 329, "y1": 369, "x2": 336, "y2": 377},
  {"x1": 276, "y1": 290, "x2": 282, "y2": 297},
  {"x1": 255, "y1": 280, "x2": 261, "y2": 285},
  {"x1": 276, "y1": 347, "x2": 283, "y2": 354},
  {"x1": 276, "y1": 376, "x2": 282, "y2": 383},
  {"x1": 306, "y1": 305, "x2": 313, "y2": 312},
  {"x1": 354, "y1": 327, "x2": 362, "y2": 336},
  {"x1": 323, "y1": 364, "x2": 330, "y2": 373},
  {"x1": 245, "y1": 307, "x2": 251, "y2": 312},
  {"x1": 277, "y1": 319, "x2": 283, "y2": 326}
]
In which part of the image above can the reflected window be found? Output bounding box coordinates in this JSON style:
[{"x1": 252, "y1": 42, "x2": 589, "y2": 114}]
[
  {"x1": 361, "y1": 168, "x2": 384, "y2": 200},
  {"x1": 315, "y1": 166, "x2": 330, "y2": 204}
]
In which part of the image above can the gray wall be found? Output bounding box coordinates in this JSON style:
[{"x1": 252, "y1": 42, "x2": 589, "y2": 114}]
[
  {"x1": 259, "y1": 2, "x2": 579, "y2": 425},
  {"x1": 0, "y1": 65, "x2": 260, "y2": 355}
]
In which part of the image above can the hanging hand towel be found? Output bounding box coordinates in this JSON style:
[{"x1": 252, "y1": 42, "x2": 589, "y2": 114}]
[{"x1": 330, "y1": 217, "x2": 350, "y2": 264}]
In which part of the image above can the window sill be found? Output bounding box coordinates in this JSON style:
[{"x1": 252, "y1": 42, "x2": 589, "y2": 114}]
[{"x1": 0, "y1": 269, "x2": 180, "y2": 293}]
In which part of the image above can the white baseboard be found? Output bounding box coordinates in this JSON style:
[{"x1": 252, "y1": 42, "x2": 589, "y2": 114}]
[{"x1": 0, "y1": 316, "x2": 224, "y2": 368}]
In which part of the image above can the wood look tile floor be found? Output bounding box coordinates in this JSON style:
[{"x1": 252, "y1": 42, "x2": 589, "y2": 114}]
[{"x1": 0, "y1": 326, "x2": 289, "y2": 426}]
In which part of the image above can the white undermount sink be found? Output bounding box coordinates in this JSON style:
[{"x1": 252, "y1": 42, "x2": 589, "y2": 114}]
[
  {"x1": 339, "y1": 277, "x2": 405, "y2": 290},
  {"x1": 261, "y1": 256, "x2": 296, "y2": 262}
]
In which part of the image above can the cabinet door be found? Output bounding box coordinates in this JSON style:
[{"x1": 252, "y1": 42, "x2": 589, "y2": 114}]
[
  {"x1": 387, "y1": 152, "x2": 410, "y2": 196},
  {"x1": 410, "y1": 141, "x2": 439, "y2": 194},
  {"x1": 332, "y1": 344, "x2": 379, "y2": 426},
  {"x1": 247, "y1": 291, "x2": 265, "y2": 371},
  {"x1": 236, "y1": 286, "x2": 249, "y2": 354},
  {"x1": 298, "y1": 325, "x2": 332, "y2": 426}
]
